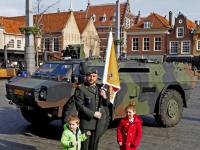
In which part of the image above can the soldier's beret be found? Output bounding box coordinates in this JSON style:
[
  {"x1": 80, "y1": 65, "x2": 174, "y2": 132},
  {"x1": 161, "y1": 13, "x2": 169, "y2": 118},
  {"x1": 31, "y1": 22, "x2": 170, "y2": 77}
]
[{"x1": 86, "y1": 67, "x2": 98, "y2": 75}]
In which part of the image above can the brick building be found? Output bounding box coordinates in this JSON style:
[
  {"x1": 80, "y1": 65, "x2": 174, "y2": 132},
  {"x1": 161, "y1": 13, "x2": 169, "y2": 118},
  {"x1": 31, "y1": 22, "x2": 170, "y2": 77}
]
[
  {"x1": 167, "y1": 11, "x2": 197, "y2": 56},
  {"x1": 126, "y1": 11, "x2": 169, "y2": 58},
  {"x1": 84, "y1": 0, "x2": 133, "y2": 56}
]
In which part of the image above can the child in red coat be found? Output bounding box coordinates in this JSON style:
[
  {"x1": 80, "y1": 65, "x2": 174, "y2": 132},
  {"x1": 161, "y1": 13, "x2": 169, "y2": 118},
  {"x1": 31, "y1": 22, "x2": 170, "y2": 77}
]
[{"x1": 117, "y1": 102, "x2": 143, "y2": 150}]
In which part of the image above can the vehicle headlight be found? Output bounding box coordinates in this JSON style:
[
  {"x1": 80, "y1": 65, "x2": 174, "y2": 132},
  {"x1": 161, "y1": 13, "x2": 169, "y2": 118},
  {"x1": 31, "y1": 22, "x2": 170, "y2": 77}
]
[
  {"x1": 40, "y1": 91, "x2": 44, "y2": 98},
  {"x1": 39, "y1": 90, "x2": 46, "y2": 100}
]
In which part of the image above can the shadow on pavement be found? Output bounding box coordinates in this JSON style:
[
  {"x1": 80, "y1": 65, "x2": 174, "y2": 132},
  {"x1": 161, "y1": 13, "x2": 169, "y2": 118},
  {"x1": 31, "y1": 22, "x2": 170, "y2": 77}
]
[
  {"x1": 140, "y1": 115, "x2": 159, "y2": 127},
  {"x1": 24, "y1": 122, "x2": 63, "y2": 141},
  {"x1": 0, "y1": 106, "x2": 63, "y2": 141},
  {"x1": 0, "y1": 139, "x2": 37, "y2": 150},
  {"x1": 181, "y1": 116, "x2": 200, "y2": 122}
]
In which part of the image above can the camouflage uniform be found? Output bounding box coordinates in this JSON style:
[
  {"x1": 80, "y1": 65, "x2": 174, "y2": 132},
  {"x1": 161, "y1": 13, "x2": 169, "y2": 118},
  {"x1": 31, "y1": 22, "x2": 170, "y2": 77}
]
[{"x1": 74, "y1": 67, "x2": 110, "y2": 150}]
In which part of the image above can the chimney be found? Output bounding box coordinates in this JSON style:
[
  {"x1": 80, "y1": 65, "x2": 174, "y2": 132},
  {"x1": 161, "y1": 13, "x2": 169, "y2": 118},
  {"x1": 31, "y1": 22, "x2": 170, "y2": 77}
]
[
  {"x1": 169, "y1": 11, "x2": 172, "y2": 27},
  {"x1": 57, "y1": 8, "x2": 60, "y2": 13},
  {"x1": 195, "y1": 20, "x2": 198, "y2": 25}
]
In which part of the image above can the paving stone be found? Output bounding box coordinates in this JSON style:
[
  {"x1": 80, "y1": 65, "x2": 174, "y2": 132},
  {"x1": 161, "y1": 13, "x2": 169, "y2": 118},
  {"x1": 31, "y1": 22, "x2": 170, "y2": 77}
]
[{"x1": 1, "y1": 79, "x2": 200, "y2": 150}]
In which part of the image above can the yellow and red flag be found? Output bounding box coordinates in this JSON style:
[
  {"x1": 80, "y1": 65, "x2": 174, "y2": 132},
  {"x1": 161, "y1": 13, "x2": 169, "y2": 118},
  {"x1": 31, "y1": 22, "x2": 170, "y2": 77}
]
[{"x1": 102, "y1": 31, "x2": 121, "y2": 103}]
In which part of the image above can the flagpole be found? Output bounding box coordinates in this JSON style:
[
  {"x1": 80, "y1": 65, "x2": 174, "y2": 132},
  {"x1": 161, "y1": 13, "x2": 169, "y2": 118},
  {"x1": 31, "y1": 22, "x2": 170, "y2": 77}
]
[{"x1": 103, "y1": 31, "x2": 113, "y2": 84}]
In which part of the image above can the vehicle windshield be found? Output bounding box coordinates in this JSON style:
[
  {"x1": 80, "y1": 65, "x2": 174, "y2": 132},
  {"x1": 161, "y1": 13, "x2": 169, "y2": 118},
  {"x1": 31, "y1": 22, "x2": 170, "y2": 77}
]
[
  {"x1": 33, "y1": 63, "x2": 75, "y2": 78},
  {"x1": 31, "y1": 62, "x2": 104, "y2": 82}
]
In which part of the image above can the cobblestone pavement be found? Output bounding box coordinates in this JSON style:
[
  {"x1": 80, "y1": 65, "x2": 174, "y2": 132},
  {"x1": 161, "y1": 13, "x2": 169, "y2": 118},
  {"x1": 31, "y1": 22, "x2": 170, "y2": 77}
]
[{"x1": 0, "y1": 79, "x2": 200, "y2": 150}]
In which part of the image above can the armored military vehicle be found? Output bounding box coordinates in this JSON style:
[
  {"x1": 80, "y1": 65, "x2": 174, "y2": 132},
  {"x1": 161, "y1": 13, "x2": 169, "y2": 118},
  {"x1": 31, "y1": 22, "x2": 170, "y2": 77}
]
[{"x1": 5, "y1": 46, "x2": 199, "y2": 135}]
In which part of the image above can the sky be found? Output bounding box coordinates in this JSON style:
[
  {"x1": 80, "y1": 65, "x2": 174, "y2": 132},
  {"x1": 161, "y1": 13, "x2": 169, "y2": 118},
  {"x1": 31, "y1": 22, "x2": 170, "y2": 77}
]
[{"x1": 0, "y1": 0, "x2": 200, "y2": 23}]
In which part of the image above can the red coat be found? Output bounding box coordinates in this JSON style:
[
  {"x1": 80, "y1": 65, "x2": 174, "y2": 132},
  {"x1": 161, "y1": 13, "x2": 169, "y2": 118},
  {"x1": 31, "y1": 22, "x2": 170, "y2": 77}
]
[{"x1": 117, "y1": 115, "x2": 143, "y2": 150}]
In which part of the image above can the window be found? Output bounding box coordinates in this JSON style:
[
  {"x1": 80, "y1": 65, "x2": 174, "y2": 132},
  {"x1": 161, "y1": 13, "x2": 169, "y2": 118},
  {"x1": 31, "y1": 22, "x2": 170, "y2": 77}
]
[
  {"x1": 144, "y1": 21, "x2": 151, "y2": 28},
  {"x1": 44, "y1": 38, "x2": 50, "y2": 51},
  {"x1": 17, "y1": 40, "x2": 21, "y2": 48},
  {"x1": 112, "y1": 13, "x2": 116, "y2": 21},
  {"x1": 132, "y1": 38, "x2": 139, "y2": 51},
  {"x1": 197, "y1": 40, "x2": 200, "y2": 50},
  {"x1": 181, "y1": 41, "x2": 190, "y2": 54},
  {"x1": 102, "y1": 13, "x2": 106, "y2": 22},
  {"x1": 92, "y1": 14, "x2": 96, "y2": 22},
  {"x1": 154, "y1": 37, "x2": 161, "y2": 51},
  {"x1": 143, "y1": 37, "x2": 150, "y2": 51},
  {"x1": 9, "y1": 39, "x2": 14, "y2": 48},
  {"x1": 170, "y1": 41, "x2": 178, "y2": 54},
  {"x1": 177, "y1": 27, "x2": 184, "y2": 38},
  {"x1": 53, "y1": 38, "x2": 59, "y2": 51}
]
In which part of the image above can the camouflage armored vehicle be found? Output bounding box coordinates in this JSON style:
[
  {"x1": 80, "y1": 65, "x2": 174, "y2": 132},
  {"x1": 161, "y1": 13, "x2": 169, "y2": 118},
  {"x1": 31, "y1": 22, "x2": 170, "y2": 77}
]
[{"x1": 5, "y1": 47, "x2": 199, "y2": 134}]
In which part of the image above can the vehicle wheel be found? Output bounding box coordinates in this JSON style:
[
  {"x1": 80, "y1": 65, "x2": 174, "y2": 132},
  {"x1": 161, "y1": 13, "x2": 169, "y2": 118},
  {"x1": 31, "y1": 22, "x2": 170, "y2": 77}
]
[
  {"x1": 154, "y1": 89, "x2": 183, "y2": 127},
  {"x1": 21, "y1": 107, "x2": 53, "y2": 125},
  {"x1": 62, "y1": 96, "x2": 78, "y2": 125},
  {"x1": 97, "y1": 106, "x2": 110, "y2": 137}
]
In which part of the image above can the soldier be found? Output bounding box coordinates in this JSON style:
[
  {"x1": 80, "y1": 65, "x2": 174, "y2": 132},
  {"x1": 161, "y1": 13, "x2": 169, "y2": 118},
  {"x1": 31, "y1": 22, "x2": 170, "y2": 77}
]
[{"x1": 74, "y1": 67, "x2": 110, "y2": 150}]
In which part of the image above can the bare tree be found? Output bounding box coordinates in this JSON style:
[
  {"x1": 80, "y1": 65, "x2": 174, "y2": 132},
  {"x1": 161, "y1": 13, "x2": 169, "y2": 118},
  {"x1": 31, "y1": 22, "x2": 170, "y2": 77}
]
[{"x1": 33, "y1": 0, "x2": 60, "y2": 68}]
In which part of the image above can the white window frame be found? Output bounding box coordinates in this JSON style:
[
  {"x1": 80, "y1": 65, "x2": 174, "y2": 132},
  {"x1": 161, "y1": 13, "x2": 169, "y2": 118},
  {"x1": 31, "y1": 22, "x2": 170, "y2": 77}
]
[
  {"x1": 181, "y1": 41, "x2": 190, "y2": 54},
  {"x1": 154, "y1": 37, "x2": 161, "y2": 51},
  {"x1": 17, "y1": 40, "x2": 21, "y2": 49},
  {"x1": 170, "y1": 41, "x2": 179, "y2": 54},
  {"x1": 44, "y1": 38, "x2": 50, "y2": 51},
  {"x1": 92, "y1": 14, "x2": 96, "y2": 22},
  {"x1": 197, "y1": 40, "x2": 200, "y2": 50},
  {"x1": 102, "y1": 13, "x2": 106, "y2": 22},
  {"x1": 9, "y1": 39, "x2": 14, "y2": 48},
  {"x1": 143, "y1": 37, "x2": 150, "y2": 51},
  {"x1": 53, "y1": 37, "x2": 59, "y2": 52},
  {"x1": 144, "y1": 21, "x2": 151, "y2": 28},
  {"x1": 132, "y1": 38, "x2": 139, "y2": 51},
  {"x1": 177, "y1": 27, "x2": 184, "y2": 38}
]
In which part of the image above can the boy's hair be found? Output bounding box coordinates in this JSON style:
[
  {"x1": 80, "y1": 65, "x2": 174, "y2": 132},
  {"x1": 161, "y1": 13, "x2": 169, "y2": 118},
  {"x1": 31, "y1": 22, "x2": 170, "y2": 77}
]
[
  {"x1": 125, "y1": 102, "x2": 136, "y2": 113},
  {"x1": 68, "y1": 115, "x2": 80, "y2": 125}
]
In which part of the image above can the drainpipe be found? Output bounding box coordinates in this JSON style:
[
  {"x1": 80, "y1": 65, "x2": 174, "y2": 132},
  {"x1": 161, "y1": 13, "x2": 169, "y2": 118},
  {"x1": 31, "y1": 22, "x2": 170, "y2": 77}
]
[{"x1": 115, "y1": 0, "x2": 120, "y2": 59}]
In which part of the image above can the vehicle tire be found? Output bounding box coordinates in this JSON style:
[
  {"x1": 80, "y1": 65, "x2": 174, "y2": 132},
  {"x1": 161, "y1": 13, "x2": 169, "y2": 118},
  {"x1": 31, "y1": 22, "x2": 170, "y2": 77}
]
[
  {"x1": 21, "y1": 107, "x2": 53, "y2": 125},
  {"x1": 62, "y1": 96, "x2": 78, "y2": 125},
  {"x1": 154, "y1": 89, "x2": 183, "y2": 127},
  {"x1": 97, "y1": 106, "x2": 110, "y2": 137}
]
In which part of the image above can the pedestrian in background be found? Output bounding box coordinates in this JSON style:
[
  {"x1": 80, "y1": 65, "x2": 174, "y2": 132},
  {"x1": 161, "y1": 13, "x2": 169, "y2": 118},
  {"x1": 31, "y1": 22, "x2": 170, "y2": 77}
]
[
  {"x1": 74, "y1": 67, "x2": 110, "y2": 150},
  {"x1": 117, "y1": 102, "x2": 143, "y2": 150},
  {"x1": 60, "y1": 115, "x2": 91, "y2": 150}
]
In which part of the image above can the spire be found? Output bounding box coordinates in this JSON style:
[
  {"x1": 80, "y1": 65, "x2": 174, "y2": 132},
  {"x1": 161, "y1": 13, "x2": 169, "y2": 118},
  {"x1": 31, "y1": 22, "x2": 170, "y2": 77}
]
[
  {"x1": 69, "y1": 0, "x2": 73, "y2": 12},
  {"x1": 85, "y1": 0, "x2": 90, "y2": 18},
  {"x1": 88, "y1": 0, "x2": 91, "y2": 6}
]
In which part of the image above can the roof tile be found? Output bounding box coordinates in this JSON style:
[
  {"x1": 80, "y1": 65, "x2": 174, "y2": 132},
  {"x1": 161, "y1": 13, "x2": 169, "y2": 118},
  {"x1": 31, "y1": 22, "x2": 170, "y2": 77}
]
[{"x1": 86, "y1": 3, "x2": 127, "y2": 26}]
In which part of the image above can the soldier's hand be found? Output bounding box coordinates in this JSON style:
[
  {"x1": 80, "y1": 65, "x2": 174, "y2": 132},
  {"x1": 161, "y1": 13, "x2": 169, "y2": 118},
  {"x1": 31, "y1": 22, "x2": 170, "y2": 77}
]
[
  {"x1": 94, "y1": 111, "x2": 102, "y2": 119},
  {"x1": 119, "y1": 142, "x2": 122, "y2": 146},
  {"x1": 86, "y1": 131, "x2": 91, "y2": 136},
  {"x1": 99, "y1": 89, "x2": 107, "y2": 99},
  {"x1": 72, "y1": 141, "x2": 78, "y2": 146}
]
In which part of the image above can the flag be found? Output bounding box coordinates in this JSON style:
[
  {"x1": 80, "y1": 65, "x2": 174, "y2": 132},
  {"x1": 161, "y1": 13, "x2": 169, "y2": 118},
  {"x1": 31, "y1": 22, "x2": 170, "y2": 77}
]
[{"x1": 102, "y1": 31, "x2": 121, "y2": 103}]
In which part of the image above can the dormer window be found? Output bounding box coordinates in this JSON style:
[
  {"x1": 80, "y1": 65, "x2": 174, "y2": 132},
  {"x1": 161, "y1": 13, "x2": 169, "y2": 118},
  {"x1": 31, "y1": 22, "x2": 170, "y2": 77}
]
[
  {"x1": 102, "y1": 13, "x2": 106, "y2": 22},
  {"x1": 144, "y1": 21, "x2": 151, "y2": 28},
  {"x1": 92, "y1": 14, "x2": 96, "y2": 22},
  {"x1": 112, "y1": 12, "x2": 116, "y2": 21}
]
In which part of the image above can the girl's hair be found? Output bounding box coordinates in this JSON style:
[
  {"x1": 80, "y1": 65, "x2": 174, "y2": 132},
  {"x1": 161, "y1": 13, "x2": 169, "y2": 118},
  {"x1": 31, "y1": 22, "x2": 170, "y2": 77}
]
[
  {"x1": 68, "y1": 115, "x2": 80, "y2": 125},
  {"x1": 125, "y1": 102, "x2": 136, "y2": 113}
]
